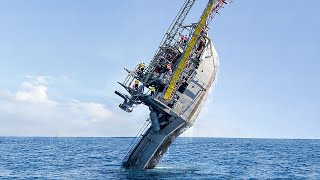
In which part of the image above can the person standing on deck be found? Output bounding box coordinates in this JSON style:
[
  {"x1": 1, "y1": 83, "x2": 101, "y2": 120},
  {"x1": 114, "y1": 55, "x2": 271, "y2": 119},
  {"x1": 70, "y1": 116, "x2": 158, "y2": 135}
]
[
  {"x1": 136, "y1": 63, "x2": 145, "y2": 78},
  {"x1": 133, "y1": 79, "x2": 139, "y2": 91},
  {"x1": 150, "y1": 85, "x2": 156, "y2": 97}
]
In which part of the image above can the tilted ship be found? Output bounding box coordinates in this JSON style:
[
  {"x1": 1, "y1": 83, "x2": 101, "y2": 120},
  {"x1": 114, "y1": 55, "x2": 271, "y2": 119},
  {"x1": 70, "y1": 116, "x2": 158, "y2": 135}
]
[{"x1": 115, "y1": 0, "x2": 231, "y2": 169}]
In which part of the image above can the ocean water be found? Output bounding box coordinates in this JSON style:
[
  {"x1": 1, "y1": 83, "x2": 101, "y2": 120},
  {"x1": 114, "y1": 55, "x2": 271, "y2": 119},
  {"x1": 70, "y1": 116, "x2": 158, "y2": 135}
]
[{"x1": 0, "y1": 137, "x2": 319, "y2": 179}]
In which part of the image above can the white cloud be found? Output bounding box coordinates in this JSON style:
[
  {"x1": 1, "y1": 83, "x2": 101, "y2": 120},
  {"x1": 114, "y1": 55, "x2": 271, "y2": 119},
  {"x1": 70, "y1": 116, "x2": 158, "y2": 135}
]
[
  {"x1": 0, "y1": 75, "x2": 57, "y2": 106},
  {"x1": 69, "y1": 100, "x2": 114, "y2": 122},
  {"x1": 15, "y1": 81, "x2": 57, "y2": 106},
  {"x1": 0, "y1": 76, "x2": 131, "y2": 137}
]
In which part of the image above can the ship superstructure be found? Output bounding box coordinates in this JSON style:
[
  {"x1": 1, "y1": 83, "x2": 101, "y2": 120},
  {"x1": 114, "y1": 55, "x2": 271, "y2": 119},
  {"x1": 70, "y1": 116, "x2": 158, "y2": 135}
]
[{"x1": 115, "y1": 0, "x2": 231, "y2": 169}]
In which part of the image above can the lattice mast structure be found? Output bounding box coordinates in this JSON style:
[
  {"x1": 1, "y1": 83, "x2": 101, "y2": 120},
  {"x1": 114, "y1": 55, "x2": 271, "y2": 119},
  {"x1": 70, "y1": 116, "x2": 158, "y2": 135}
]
[{"x1": 143, "y1": 0, "x2": 230, "y2": 103}]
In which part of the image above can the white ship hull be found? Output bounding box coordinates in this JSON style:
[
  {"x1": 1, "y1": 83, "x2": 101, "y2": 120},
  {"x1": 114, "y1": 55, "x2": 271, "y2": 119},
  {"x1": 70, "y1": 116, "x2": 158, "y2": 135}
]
[{"x1": 122, "y1": 40, "x2": 219, "y2": 169}]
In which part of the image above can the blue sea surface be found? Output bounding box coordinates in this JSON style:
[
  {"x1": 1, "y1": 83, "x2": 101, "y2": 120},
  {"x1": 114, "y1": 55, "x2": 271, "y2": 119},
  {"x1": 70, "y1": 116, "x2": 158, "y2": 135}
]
[{"x1": 0, "y1": 137, "x2": 319, "y2": 179}]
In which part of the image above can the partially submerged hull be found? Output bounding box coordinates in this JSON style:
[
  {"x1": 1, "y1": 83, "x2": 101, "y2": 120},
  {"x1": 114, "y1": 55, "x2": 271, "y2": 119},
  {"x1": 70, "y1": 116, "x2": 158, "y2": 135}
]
[
  {"x1": 122, "y1": 40, "x2": 219, "y2": 169},
  {"x1": 116, "y1": 0, "x2": 230, "y2": 170}
]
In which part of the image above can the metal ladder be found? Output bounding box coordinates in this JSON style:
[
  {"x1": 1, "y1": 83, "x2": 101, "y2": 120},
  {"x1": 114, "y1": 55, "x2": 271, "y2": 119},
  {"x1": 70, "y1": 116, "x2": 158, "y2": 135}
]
[
  {"x1": 163, "y1": 0, "x2": 216, "y2": 100},
  {"x1": 144, "y1": 0, "x2": 197, "y2": 77},
  {"x1": 122, "y1": 119, "x2": 151, "y2": 162}
]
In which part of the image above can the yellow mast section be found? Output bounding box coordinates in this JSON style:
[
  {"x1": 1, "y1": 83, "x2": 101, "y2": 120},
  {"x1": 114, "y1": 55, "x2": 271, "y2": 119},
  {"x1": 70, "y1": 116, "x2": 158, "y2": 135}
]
[{"x1": 163, "y1": 0, "x2": 216, "y2": 100}]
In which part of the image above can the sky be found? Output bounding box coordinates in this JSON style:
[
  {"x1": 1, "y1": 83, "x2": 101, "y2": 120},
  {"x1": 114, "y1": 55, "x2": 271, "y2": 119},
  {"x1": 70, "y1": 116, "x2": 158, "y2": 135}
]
[{"x1": 0, "y1": 0, "x2": 319, "y2": 138}]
